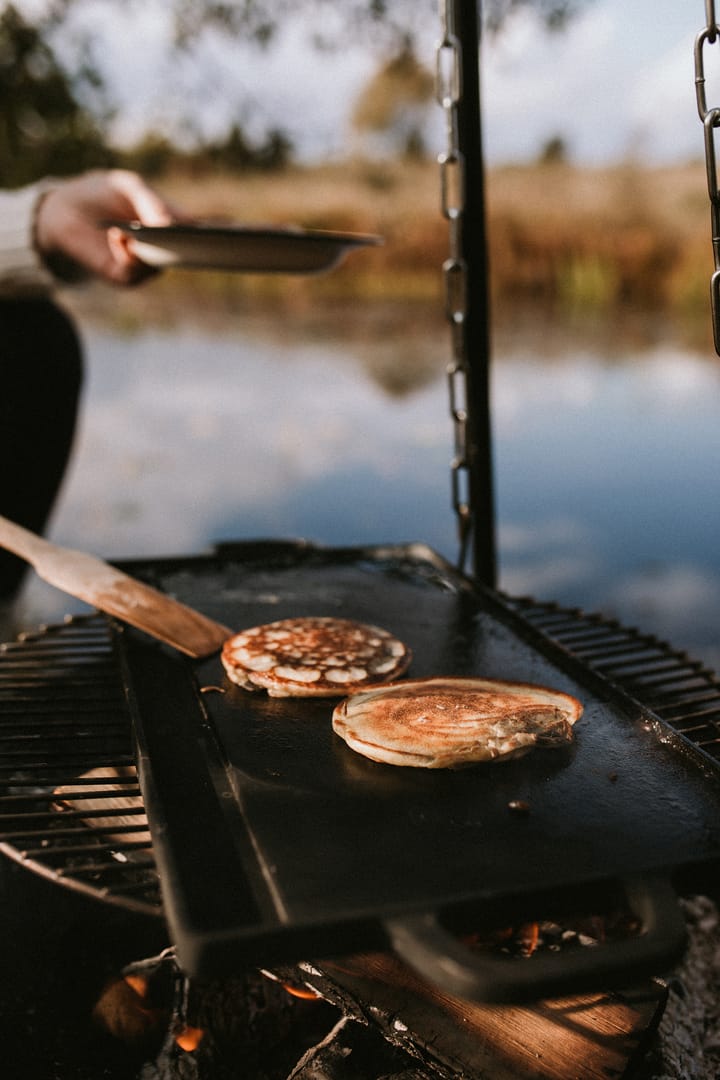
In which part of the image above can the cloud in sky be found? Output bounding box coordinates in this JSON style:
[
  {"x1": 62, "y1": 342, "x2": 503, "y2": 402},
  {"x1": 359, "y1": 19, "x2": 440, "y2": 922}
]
[
  {"x1": 481, "y1": 0, "x2": 703, "y2": 164},
  {"x1": 21, "y1": 0, "x2": 707, "y2": 163},
  {"x1": 54, "y1": 0, "x2": 378, "y2": 158}
]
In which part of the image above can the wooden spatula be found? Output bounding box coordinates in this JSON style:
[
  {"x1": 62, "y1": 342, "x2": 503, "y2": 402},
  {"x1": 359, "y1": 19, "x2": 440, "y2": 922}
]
[{"x1": 0, "y1": 514, "x2": 232, "y2": 657}]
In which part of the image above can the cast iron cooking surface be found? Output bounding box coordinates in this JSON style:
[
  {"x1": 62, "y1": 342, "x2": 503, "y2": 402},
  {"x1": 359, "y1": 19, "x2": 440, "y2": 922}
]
[{"x1": 121, "y1": 542, "x2": 720, "y2": 977}]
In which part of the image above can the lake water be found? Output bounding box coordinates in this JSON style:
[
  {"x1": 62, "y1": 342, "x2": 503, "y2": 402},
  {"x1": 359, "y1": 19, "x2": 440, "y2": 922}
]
[{"x1": 18, "y1": 300, "x2": 720, "y2": 674}]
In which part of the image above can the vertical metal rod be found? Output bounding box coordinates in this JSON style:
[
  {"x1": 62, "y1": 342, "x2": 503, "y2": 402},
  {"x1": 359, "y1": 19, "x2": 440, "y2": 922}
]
[{"x1": 453, "y1": 0, "x2": 496, "y2": 586}]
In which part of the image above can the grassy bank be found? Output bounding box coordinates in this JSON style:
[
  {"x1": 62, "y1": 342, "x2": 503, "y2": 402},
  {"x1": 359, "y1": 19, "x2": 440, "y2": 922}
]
[
  {"x1": 64, "y1": 157, "x2": 714, "y2": 327},
  {"x1": 486, "y1": 160, "x2": 711, "y2": 316}
]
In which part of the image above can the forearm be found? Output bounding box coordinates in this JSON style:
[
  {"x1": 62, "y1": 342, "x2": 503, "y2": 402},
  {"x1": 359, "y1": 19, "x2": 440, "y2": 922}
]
[{"x1": 0, "y1": 183, "x2": 56, "y2": 297}]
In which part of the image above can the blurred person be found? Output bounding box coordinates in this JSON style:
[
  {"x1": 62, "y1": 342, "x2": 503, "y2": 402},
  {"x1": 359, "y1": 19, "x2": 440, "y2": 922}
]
[{"x1": 0, "y1": 169, "x2": 176, "y2": 611}]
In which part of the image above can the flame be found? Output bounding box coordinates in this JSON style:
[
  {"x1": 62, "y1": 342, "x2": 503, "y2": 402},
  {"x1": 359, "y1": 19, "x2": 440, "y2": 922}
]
[
  {"x1": 121, "y1": 973, "x2": 163, "y2": 1020},
  {"x1": 175, "y1": 1025, "x2": 205, "y2": 1052},
  {"x1": 518, "y1": 921, "x2": 540, "y2": 957},
  {"x1": 123, "y1": 974, "x2": 149, "y2": 999},
  {"x1": 280, "y1": 982, "x2": 322, "y2": 1001}
]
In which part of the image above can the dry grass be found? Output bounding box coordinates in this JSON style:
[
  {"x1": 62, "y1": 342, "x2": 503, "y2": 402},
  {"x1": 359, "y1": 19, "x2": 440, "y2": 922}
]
[
  {"x1": 156, "y1": 157, "x2": 446, "y2": 301},
  {"x1": 486, "y1": 160, "x2": 711, "y2": 314},
  {"x1": 68, "y1": 157, "x2": 714, "y2": 325}
]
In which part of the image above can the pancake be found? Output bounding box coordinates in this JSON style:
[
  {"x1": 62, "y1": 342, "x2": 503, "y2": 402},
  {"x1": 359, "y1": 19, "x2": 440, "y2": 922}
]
[
  {"x1": 332, "y1": 675, "x2": 582, "y2": 767},
  {"x1": 53, "y1": 766, "x2": 152, "y2": 847},
  {"x1": 221, "y1": 616, "x2": 411, "y2": 697}
]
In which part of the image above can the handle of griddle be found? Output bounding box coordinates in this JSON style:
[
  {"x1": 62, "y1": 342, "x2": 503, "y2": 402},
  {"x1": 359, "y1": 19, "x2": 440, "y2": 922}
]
[{"x1": 383, "y1": 874, "x2": 686, "y2": 1004}]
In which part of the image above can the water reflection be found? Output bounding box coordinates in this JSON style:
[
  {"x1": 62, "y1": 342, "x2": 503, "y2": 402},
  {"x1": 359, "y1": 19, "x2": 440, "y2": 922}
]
[
  {"x1": 17, "y1": 303, "x2": 720, "y2": 674},
  {"x1": 494, "y1": 319, "x2": 720, "y2": 671}
]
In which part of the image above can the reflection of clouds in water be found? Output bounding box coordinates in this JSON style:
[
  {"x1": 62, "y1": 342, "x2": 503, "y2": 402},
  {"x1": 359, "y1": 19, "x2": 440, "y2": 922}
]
[
  {"x1": 498, "y1": 505, "x2": 720, "y2": 669},
  {"x1": 498, "y1": 517, "x2": 590, "y2": 554},
  {"x1": 15, "y1": 320, "x2": 720, "y2": 674},
  {"x1": 49, "y1": 327, "x2": 449, "y2": 560},
  {"x1": 354, "y1": 339, "x2": 445, "y2": 398},
  {"x1": 494, "y1": 347, "x2": 720, "y2": 437},
  {"x1": 634, "y1": 351, "x2": 720, "y2": 409},
  {"x1": 493, "y1": 341, "x2": 720, "y2": 663},
  {"x1": 605, "y1": 564, "x2": 720, "y2": 634},
  {"x1": 494, "y1": 357, "x2": 602, "y2": 432},
  {"x1": 500, "y1": 554, "x2": 600, "y2": 599},
  {"x1": 498, "y1": 517, "x2": 600, "y2": 597},
  {"x1": 604, "y1": 564, "x2": 720, "y2": 674}
]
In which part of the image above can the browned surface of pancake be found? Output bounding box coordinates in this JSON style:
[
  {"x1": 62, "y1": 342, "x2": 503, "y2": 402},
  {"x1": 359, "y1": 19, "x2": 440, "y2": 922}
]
[
  {"x1": 332, "y1": 676, "x2": 583, "y2": 768},
  {"x1": 221, "y1": 616, "x2": 411, "y2": 697}
]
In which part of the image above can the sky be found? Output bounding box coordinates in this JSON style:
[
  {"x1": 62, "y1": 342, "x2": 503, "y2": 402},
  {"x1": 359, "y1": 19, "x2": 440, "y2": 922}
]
[
  {"x1": 23, "y1": 0, "x2": 713, "y2": 165},
  {"x1": 481, "y1": 0, "x2": 705, "y2": 165}
]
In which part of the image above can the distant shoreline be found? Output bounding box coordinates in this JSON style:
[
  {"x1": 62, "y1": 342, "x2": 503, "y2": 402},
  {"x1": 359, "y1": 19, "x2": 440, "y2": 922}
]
[{"x1": 61, "y1": 158, "x2": 715, "y2": 333}]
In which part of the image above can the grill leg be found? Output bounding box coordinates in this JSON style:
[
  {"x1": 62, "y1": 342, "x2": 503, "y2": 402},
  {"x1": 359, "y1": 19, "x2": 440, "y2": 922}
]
[{"x1": 0, "y1": 298, "x2": 83, "y2": 601}]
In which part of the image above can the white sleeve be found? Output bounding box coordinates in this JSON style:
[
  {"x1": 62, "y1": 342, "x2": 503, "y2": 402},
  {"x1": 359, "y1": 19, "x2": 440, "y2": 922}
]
[{"x1": 0, "y1": 183, "x2": 57, "y2": 296}]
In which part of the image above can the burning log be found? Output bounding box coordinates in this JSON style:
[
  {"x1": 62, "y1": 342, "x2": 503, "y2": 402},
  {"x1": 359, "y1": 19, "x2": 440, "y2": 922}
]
[
  {"x1": 92, "y1": 971, "x2": 169, "y2": 1047},
  {"x1": 92, "y1": 951, "x2": 345, "y2": 1080},
  {"x1": 267, "y1": 952, "x2": 667, "y2": 1080},
  {"x1": 287, "y1": 1016, "x2": 442, "y2": 1080},
  {"x1": 86, "y1": 895, "x2": 666, "y2": 1080}
]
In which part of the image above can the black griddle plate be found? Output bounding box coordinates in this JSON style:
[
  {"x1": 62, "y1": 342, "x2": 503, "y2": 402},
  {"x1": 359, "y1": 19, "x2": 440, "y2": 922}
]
[{"x1": 120, "y1": 542, "x2": 720, "y2": 997}]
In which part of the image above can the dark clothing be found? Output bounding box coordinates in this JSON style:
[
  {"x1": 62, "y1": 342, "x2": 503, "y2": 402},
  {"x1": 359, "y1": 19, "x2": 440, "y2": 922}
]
[{"x1": 0, "y1": 298, "x2": 82, "y2": 598}]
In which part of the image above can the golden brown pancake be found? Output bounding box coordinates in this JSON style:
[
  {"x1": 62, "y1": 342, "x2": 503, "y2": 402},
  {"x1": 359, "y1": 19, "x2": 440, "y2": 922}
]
[
  {"x1": 221, "y1": 616, "x2": 411, "y2": 697},
  {"x1": 332, "y1": 676, "x2": 582, "y2": 767}
]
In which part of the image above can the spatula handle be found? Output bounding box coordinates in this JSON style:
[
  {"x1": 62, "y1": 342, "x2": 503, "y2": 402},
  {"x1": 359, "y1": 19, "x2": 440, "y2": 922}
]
[
  {"x1": 0, "y1": 514, "x2": 232, "y2": 657},
  {"x1": 0, "y1": 513, "x2": 55, "y2": 568}
]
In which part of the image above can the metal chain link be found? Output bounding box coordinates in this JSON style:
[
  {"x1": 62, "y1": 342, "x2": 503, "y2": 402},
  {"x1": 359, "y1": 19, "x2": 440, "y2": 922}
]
[
  {"x1": 437, "y1": 0, "x2": 473, "y2": 568},
  {"x1": 695, "y1": 1, "x2": 720, "y2": 353}
]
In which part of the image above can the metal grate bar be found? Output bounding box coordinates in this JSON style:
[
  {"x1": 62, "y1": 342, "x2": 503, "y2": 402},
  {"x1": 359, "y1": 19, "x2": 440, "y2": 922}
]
[
  {"x1": 3, "y1": 823, "x2": 149, "y2": 842},
  {"x1": 594, "y1": 659, "x2": 700, "y2": 679},
  {"x1": 653, "y1": 691, "x2": 720, "y2": 712},
  {"x1": 509, "y1": 596, "x2": 720, "y2": 763},
  {"x1": 22, "y1": 841, "x2": 153, "y2": 862},
  {"x1": 0, "y1": 614, "x2": 163, "y2": 915},
  {"x1": 0, "y1": 754, "x2": 135, "y2": 774},
  {"x1": 54, "y1": 858, "x2": 156, "y2": 879},
  {"x1": 543, "y1": 626, "x2": 640, "y2": 647},
  {"x1": 566, "y1": 641, "x2": 662, "y2": 663}
]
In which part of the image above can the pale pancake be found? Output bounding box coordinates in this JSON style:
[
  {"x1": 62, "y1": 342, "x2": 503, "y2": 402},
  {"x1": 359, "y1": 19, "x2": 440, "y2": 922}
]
[
  {"x1": 53, "y1": 766, "x2": 152, "y2": 846},
  {"x1": 332, "y1": 676, "x2": 582, "y2": 768},
  {"x1": 221, "y1": 616, "x2": 411, "y2": 698}
]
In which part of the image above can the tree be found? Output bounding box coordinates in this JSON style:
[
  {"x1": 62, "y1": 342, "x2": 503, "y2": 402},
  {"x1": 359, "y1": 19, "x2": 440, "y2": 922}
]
[
  {"x1": 1, "y1": 1, "x2": 590, "y2": 184},
  {"x1": 0, "y1": 4, "x2": 113, "y2": 187},
  {"x1": 537, "y1": 134, "x2": 568, "y2": 164},
  {"x1": 169, "y1": 1, "x2": 588, "y2": 49},
  {"x1": 351, "y1": 44, "x2": 435, "y2": 160},
  {"x1": 205, "y1": 124, "x2": 293, "y2": 172}
]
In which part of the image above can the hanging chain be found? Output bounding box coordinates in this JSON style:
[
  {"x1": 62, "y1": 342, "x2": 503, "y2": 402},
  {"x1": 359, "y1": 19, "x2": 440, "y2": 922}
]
[
  {"x1": 695, "y1": 1, "x2": 720, "y2": 354},
  {"x1": 436, "y1": 0, "x2": 473, "y2": 569}
]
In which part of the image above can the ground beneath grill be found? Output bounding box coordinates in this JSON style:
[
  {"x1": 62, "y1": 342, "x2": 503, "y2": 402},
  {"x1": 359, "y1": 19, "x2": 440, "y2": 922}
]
[
  {"x1": 644, "y1": 895, "x2": 720, "y2": 1080},
  {"x1": 0, "y1": 843, "x2": 718, "y2": 1080}
]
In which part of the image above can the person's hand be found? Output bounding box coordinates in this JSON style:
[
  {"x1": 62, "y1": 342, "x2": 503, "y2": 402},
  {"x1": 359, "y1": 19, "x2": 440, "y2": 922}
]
[{"x1": 33, "y1": 169, "x2": 178, "y2": 286}]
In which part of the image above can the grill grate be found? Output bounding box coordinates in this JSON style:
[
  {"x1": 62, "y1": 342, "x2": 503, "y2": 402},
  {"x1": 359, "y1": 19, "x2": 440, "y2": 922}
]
[
  {"x1": 0, "y1": 614, "x2": 161, "y2": 916},
  {"x1": 0, "y1": 597, "x2": 718, "y2": 916},
  {"x1": 508, "y1": 597, "x2": 720, "y2": 763}
]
